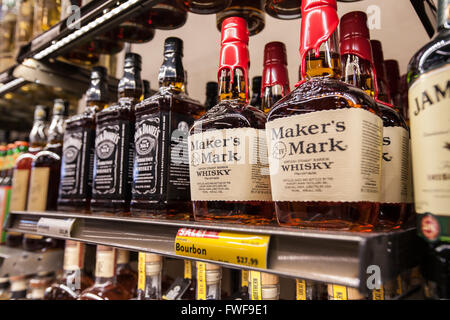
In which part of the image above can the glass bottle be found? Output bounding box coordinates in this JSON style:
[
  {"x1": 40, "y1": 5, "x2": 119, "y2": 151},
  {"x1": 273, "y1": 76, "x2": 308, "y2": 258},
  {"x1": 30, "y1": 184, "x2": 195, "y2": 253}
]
[
  {"x1": 182, "y1": 0, "x2": 231, "y2": 14},
  {"x1": 327, "y1": 284, "x2": 367, "y2": 300},
  {"x1": 0, "y1": 0, "x2": 18, "y2": 71},
  {"x1": 9, "y1": 276, "x2": 27, "y2": 300},
  {"x1": 407, "y1": 0, "x2": 450, "y2": 242},
  {"x1": 339, "y1": 11, "x2": 409, "y2": 230},
  {"x1": 248, "y1": 271, "x2": 279, "y2": 300},
  {"x1": 91, "y1": 53, "x2": 142, "y2": 215},
  {"x1": 79, "y1": 245, "x2": 132, "y2": 300},
  {"x1": 385, "y1": 60, "x2": 402, "y2": 113},
  {"x1": 370, "y1": 40, "x2": 392, "y2": 104},
  {"x1": 116, "y1": 8, "x2": 156, "y2": 43},
  {"x1": 295, "y1": 279, "x2": 328, "y2": 300},
  {"x1": 235, "y1": 270, "x2": 249, "y2": 300},
  {"x1": 137, "y1": 252, "x2": 162, "y2": 300},
  {"x1": 204, "y1": 82, "x2": 218, "y2": 112},
  {"x1": 264, "y1": 0, "x2": 301, "y2": 20},
  {"x1": 399, "y1": 74, "x2": 410, "y2": 128},
  {"x1": 0, "y1": 277, "x2": 10, "y2": 300},
  {"x1": 261, "y1": 41, "x2": 290, "y2": 114},
  {"x1": 44, "y1": 240, "x2": 94, "y2": 300},
  {"x1": 195, "y1": 262, "x2": 221, "y2": 300},
  {"x1": 28, "y1": 277, "x2": 52, "y2": 300},
  {"x1": 266, "y1": 0, "x2": 382, "y2": 231},
  {"x1": 250, "y1": 76, "x2": 262, "y2": 110},
  {"x1": 15, "y1": 0, "x2": 34, "y2": 52},
  {"x1": 148, "y1": 0, "x2": 188, "y2": 30},
  {"x1": 58, "y1": 67, "x2": 109, "y2": 212},
  {"x1": 181, "y1": 260, "x2": 196, "y2": 300},
  {"x1": 27, "y1": 99, "x2": 69, "y2": 212},
  {"x1": 142, "y1": 80, "x2": 153, "y2": 100},
  {"x1": 216, "y1": 0, "x2": 265, "y2": 36},
  {"x1": 33, "y1": 0, "x2": 61, "y2": 38},
  {"x1": 116, "y1": 249, "x2": 138, "y2": 298},
  {"x1": 130, "y1": 38, "x2": 204, "y2": 219},
  {"x1": 189, "y1": 17, "x2": 273, "y2": 224}
]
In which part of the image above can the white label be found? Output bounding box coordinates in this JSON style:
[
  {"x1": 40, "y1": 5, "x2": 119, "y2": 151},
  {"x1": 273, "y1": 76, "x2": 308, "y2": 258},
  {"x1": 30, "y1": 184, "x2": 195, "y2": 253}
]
[
  {"x1": 95, "y1": 249, "x2": 115, "y2": 278},
  {"x1": 266, "y1": 108, "x2": 383, "y2": 202},
  {"x1": 27, "y1": 167, "x2": 50, "y2": 211},
  {"x1": 381, "y1": 127, "x2": 410, "y2": 203},
  {"x1": 189, "y1": 128, "x2": 272, "y2": 201},
  {"x1": 408, "y1": 65, "x2": 450, "y2": 215},
  {"x1": 10, "y1": 169, "x2": 30, "y2": 211},
  {"x1": 64, "y1": 241, "x2": 84, "y2": 271},
  {"x1": 37, "y1": 217, "x2": 76, "y2": 237}
]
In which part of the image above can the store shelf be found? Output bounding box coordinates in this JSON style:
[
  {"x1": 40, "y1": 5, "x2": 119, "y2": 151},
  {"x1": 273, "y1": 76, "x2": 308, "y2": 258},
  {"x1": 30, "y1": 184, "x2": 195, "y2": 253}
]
[
  {"x1": 0, "y1": 246, "x2": 63, "y2": 277},
  {"x1": 4, "y1": 210, "x2": 423, "y2": 294}
]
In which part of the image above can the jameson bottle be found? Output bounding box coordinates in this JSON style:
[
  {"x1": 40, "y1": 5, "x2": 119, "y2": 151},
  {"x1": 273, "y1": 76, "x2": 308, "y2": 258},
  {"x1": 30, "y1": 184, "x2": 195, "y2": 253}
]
[
  {"x1": 116, "y1": 249, "x2": 138, "y2": 298},
  {"x1": 28, "y1": 100, "x2": 69, "y2": 212},
  {"x1": 205, "y1": 82, "x2": 218, "y2": 112},
  {"x1": 266, "y1": 0, "x2": 382, "y2": 231},
  {"x1": 195, "y1": 262, "x2": 221, "y2": 300},
  {"x1": 249, "y1": 271, "x2": 279, "y2": 300},
  {"x1": 44, "y1": 241, "x2": 94, "y2": 300},
  {"x1": 408, "y1": 0, "x2": 450, "y2": 242},
  {"x1": 261, "y1": 41, "x2": 290, "y2": 114},
  {"x1": 91, "y1": 53, "x2": 142, "y2": 215},
  {"x1": 250, "y1": 76, "x2": 262, "y2": 110},
  {"x1": 189, "y1": 17, "x2": 273, "y2": 224},
  {"x1": 340, "y1": 11, "x2": 409, "y2": 230},
  {"x1": 58, "y1": 67, "x2": 109, "y2": 212},
  {"x1": 137, "y1": 252, "x2": 162, "y2": 300},
  {"x1": 130, "y1": 38, "x2": 204, "y2": 219},
  {"x1": 79, "y1": 245, "x2": 132, "y2": 300}
]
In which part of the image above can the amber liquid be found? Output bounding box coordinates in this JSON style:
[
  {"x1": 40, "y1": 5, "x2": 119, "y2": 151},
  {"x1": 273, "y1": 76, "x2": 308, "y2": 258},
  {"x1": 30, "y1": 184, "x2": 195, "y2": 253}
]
[
  {"x1": 131, "y1": 86, "x2": 204, "y2": 219},
  {"x1": 44, "y1": 272, "x2": 94, "y2": 300},
  {"x1": 216, "y1": 0, "x2": 265, "y2": 36},
  {"x1": 148, "y1": 1, "x2": 187, "y2": 30},
  {"x1": 268, "y1": 54, "x2": 380, "y2": 231},
  {"x1": 116, "y1": 263, "x2": 138, "y2": 298}
]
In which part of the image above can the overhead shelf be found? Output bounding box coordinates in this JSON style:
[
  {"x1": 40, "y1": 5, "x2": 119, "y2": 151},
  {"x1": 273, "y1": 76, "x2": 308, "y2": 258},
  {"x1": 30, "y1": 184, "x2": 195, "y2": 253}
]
[{"x1": 5, "y1": 210, "x2": 423, "y2": 294}]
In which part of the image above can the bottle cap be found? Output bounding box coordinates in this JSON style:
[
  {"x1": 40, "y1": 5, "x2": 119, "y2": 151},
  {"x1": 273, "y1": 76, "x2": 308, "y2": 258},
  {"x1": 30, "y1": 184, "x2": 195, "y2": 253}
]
[
  {"x1": 91, "y1": 66, "x2": 107, "y2": 79},
  {"x1": 339, "y1": 11, "x2": 373, "y2": 63},
  {"x1": 53, "y1": 99, "x2": 69, "y2": 117},
  {"x1": 299, "y1": 0, "x2": 339, "y2": 81},
  {"x1": 124, "y1": 52, "x2": 142, "y2": 69},
  {"x1": 34, "y1": 105, "x2": 49, "y2": 121},
  {"x1": 261, "y1": 272, "x2": 279, "y2": 285},
  {"x1": 164, "y1": 37, "x2": 184, "y2": 56},
  {"x1": 87, "y1": 67, "x2": 109, "y2": 103},
  {"x1": 262, "y1": 41, "x2": 290, "y2": 95},
  {"x1": 384, "y1": 59, "x2": 400, "y2": 95},
  {"x1": 218, "y1": 16, "x2": 250, "y2": 101}
]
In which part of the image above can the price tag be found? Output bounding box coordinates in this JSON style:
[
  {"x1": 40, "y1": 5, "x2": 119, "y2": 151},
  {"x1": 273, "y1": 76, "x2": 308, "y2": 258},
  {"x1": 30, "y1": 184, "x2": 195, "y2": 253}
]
[
  {"x1": 174, "y1": 228, "x2": 270, "y2": 269},
  {"x1": 36, "y1": 217, "x2": 77, "y2": 237}
]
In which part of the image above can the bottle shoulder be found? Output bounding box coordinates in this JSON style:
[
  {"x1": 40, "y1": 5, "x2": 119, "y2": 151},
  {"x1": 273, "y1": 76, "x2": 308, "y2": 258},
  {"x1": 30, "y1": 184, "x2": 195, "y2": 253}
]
[
  {"x1": 378, "y1": 102, "x2": 409, "y2": 129},
  {"x1": 190, "y1": 100, "x2": 267, "y2": 133},
  {"x1": 407, "y1": 30, "x2": 450, "y2": 87},
  {"x1": 267, "y1": 77, "x2": 380, "y2": 122}
]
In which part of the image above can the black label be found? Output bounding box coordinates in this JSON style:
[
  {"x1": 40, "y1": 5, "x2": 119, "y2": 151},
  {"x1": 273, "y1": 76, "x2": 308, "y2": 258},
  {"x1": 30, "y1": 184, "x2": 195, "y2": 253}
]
[
  {"x1": 132, "y1": 111, "x2": 193, "y2": 203},
  {"x1": 92, "y1": 120, "x2": 133, "y2": 199},
  {"x1": 59, "y1": 127, "x2": 94, "y2": 199}
]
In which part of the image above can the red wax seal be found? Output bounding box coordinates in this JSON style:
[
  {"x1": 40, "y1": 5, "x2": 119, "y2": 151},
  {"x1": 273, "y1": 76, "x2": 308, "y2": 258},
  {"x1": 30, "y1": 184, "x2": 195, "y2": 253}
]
[
  {"x1": 421, "y1": 214, "x2": 440, "y2": 241},
  {"x1": 299, "y1": 0, "x2": 339, "y2": 81},
  {"x1": 218, "y1": 16, "x2": 250, "y2": 102},
  {"x1": 262, "y1": 41, "x2": 290, "y2": 96}
]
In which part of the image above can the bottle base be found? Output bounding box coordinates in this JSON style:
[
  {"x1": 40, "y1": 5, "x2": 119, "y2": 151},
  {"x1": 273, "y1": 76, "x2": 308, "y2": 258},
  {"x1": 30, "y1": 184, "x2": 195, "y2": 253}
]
[{"x1": 130, "y1": 200, "x2": 192, "y2": 220}]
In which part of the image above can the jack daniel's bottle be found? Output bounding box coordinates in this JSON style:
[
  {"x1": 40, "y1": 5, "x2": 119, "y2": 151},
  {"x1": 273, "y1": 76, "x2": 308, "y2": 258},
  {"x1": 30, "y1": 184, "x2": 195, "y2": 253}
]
[
  {"x1": 130, "y1": 38, "x2": 204, "y2": 219},
  {"x1": 266, "y1": 0, "x2": 382, "y2": 231},
  {"x1": 91, "y1": 53, "x2": 143, "y2": 215},
  {"x1": 58, "y1": 67, "x2": 109, "y2": 212}
]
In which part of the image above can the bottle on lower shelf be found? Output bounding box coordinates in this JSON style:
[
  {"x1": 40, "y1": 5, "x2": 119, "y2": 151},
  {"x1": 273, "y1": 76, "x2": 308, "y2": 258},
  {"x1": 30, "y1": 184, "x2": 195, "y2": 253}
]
[
  {"x1": 248, "y1": 271, "x2": 279, "y2": 300},
  {"x1": 116, "y1": 249, "x2": 138, "y2": 298},
  {"x1": 137, "y1": 252, "x2": 163, "y2": 300}
]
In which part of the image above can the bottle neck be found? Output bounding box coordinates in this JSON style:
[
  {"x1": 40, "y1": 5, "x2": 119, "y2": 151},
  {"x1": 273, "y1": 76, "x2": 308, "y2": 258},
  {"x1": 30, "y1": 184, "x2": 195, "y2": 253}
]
[
  {"x1": 144, "y1": 270, "x2": 162, "y2": 300},
  {"x1": 218, "y1": 68, "x2": 247, "y2": 103},
  {"x1": 303, "y1": 32, "x2": 341, "y2": 81},
  {"x1": 159, "y1": 52, "x2": 185, "y2": 92},
  {"x1": 86, "y1": 78, "x2": 109, "y2": 111},
  {"x1": 341, "y1": 54, "x2": 375, "y2": 97},
  {"x1": 118, "y1": 65, "x2": 143, "y2": 103},
  {"x1": 47, "y1": 114, "x2": 66, "y2": 145},
  {"x1": 94, "y1": 249, "x2": 117, "y2": 284}
]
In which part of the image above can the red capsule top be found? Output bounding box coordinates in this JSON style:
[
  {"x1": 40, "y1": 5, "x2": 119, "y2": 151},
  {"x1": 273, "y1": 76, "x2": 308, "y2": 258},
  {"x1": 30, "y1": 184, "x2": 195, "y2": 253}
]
[
  {"x1": 299, "y1": 0, "x2": 339, "y2": 81},
  {"x1": 262, "y1": 41, "x2": 290, "y2": 96},
  {"x1": 339, "y1": 11, "x2": 373, "y2": 64},
  {"x1": 218, "y1": 16, "x2": 250, "y2": 101}
]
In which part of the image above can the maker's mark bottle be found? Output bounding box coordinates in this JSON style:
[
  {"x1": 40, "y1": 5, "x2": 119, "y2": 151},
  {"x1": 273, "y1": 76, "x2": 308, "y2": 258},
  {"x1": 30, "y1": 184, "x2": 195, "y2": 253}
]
[{"x1": 266, "y1": 0, "x2": 382, "y2": 231}]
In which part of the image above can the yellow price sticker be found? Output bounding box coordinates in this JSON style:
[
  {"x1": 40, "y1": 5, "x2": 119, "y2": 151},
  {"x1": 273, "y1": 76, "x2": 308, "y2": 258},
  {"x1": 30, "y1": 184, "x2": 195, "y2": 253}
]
[
  {"x1": 296, "y1": 279, "x2": 306, "y2": 300},
  {"x1": 174, "y1": 228, "x2": 270, "y2": 269},
  {"x1": 138, "y1": 252, "x2": 146, "y2": 291},
  {"x1": 249, "y1": 271, "x2": 262, "y2": 300},
  {"x1": 196, "y1": 262, "x2": 206, "y2": 300}
]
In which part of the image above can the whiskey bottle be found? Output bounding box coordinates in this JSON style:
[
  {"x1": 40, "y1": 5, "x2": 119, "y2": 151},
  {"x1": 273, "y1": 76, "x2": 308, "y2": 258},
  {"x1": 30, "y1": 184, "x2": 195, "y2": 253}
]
[
  {"x1": 248, "y1": 271, "x2": 279, "y2": 300},
  {"x1": 116, "y1": 249, "x2": 138, "y2": 298},
  {"x1": 264, "y1": 0, "x2": 301, "y2": 20},
  {"x1": 180, "y1": 260, "x2": 196, "y2": 300},
  {"x1": 407, "y1": 0, "x2": 450, "y2": 242},
  {"x1": 29, "y1": 276, "x2": 52, "y2": 300},
  {"x1": 33, "y1": 0, "x2": 60, "y2": 38},
  {"x1": 148, "y1": 0, "x2": 188, "y2": 30},
  {"x1": 340, "y1": 11, "x2": 409, "y2": 230},
  {"x1": 58, "y1": 67, "x2": 109, "y2": 212},
  {"x1": 28, "y1": 99, "x2": 69, "y2": 212},
  {"x1": 9, "y1": 276, "x2": 27, "y2": 300},
  {"x1": 296, "y1": 279, "x2": 328, "y2": 300},
  {"x1": 385, "y1": 60, "x2": 403, "y2": 113},
  {"x1": 261, "y1": 41, "x2": 290, "y2": 114},
  {"x1": 399, "y1": 74, "x2": 410, "y2": 127},
  {"x1": 137, "y1": 252, "x2": 162, "y2": 300},
  {"x1": 266, "y1": 0, "x2": 382, "y2": 231},
  {"x1": 15, "y1": 0, "x2": 34, "y2": 53},
  {"x1": 327, "y1": 284, "x2": 367, "y2": 300},
  {"x1": 189, "y1": 17, "x2": 273, "y2": 224},
  {"x1": 0, "y1": 0, "x2": 18, "y2": 71},
  {"x1": 115, "y1": 1, "x2": 156, "y2": 43},
  {"x1": 205, "y1": 82, "x2": 218, "y2": 112},
  {"x1": 0, "y1": 277, "x2": 10, "y2": 300},
  {"x1": 142, "y1": 80, "x2": 154, "y2": 100},
  {"x1": 183, "y1": 0, "x2": 231, "y2": 14},
  {"x1": 131, "y1": 38, "x2": 203, "y2": 219},
  {"x1": 250, "y1": 76, "x2": 262, "y2": 110},
  {"x1": 79, "y1": 245, "x2": 132, "y2": 300},
  {"x1": 91, "y1": 53, "x2": 142, "y2": 215},
  {"x1": 196, "y1": 262, "x2": 221, "y2": 300},
  {"x1": 44, "y1": 240, "x2": 94, "y2": 300},
  {"x1": 370, "y1": 40, "x2": 392, "y2": 104},
  {"x1": 216, "y1": 0, "x2": 265, "y2": 36},
  {"x1": 232, "y1": 270, "x2": 249, "y2": 300}
]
